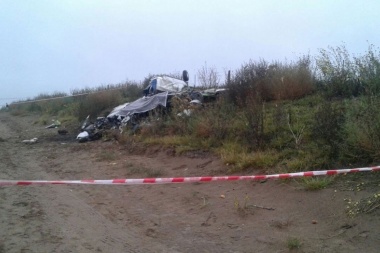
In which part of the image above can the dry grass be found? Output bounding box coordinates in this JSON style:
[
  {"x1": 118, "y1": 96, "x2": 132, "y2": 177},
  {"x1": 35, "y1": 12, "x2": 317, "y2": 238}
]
[
  {"x1": 96, "y1": 151, "x2": 118, "y2": 162},
  {"x1": 287, "y1": 237, "x2": 302, "y2": 250},
  {"x1": 218, "y1": 142, "x2": 279, "y2": 172},
  {"x1": 299, "y1": 177, "x2": 335, "y2": 191}
]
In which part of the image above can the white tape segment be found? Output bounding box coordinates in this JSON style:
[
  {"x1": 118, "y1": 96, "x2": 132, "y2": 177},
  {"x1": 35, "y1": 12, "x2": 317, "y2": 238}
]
[{"x1": 0, "y1": 166, "x2": 379, "y2": 186}]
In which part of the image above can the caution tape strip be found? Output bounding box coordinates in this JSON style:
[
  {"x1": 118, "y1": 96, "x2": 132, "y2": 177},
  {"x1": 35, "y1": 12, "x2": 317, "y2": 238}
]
[{"x1": 0, "y1": 166, "x2": 379, "y2": 186}]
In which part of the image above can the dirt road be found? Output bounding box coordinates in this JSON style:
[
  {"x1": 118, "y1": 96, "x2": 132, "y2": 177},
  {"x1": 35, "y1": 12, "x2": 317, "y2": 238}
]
[{"x1": 0, "y1": 111, "x2": 379, "y2": 252}]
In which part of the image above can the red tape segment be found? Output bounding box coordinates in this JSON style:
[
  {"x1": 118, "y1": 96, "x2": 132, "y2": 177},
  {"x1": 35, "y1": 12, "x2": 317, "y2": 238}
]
[{"x1": 0, "y1": 166, "x2": 379, "y2": 186}]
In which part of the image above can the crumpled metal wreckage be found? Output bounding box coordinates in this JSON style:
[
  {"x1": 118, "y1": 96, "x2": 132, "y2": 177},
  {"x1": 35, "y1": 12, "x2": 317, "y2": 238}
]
[
  {"x1": 76, "y1": 74, "x2": 226, "y2": 142},
  {"x1": 76, "y1": 115, "x2": 111, "y2": 143}
]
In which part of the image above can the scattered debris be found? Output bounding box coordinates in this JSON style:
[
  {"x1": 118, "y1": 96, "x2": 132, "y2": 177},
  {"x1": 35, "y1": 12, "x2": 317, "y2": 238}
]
[
  {"x1": 45, "y1": 119, "x2": 61, "y2": 129},
  {"x1": 76, "y1": 131, "x2": 89, "y2": 142},
  {"x1": 22, "y1": 138, "x2": 38, "y2": 144},
  {"x1": 177, "y1": 99, "x2": 204, "y2": 117},
  {"x1": 76, "y1": 116, "x2": 110, "y2": 142}
]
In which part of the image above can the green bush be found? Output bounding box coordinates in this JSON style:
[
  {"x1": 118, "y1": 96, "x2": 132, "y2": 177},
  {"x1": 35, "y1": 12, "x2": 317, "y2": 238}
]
[
  {"x1": 341, "y1": 96, "x2": 380, "y2": 164},
  {"x1": 227, "y1": 56, "x2": 315, "y2": 104},
  {"x1": 316, "y1": 44, "x2": 380, "y2": 99},
  {"x1": 312, "y1": 101, "x2": 345, "y2": 161},
  {"x1": 354, "y1": 44, "x2": 380, "y2": 95}
]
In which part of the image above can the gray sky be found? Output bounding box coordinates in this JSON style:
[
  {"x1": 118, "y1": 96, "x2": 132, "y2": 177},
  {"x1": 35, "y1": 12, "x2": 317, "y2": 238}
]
[{"x1": 1, "y1": 0, "x2": 379, "y2": 106}]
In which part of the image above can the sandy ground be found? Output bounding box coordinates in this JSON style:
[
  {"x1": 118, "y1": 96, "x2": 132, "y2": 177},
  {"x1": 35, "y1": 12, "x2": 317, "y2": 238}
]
[{"x1": 0, "y1": 111, "x2": 379, "y2": 253}]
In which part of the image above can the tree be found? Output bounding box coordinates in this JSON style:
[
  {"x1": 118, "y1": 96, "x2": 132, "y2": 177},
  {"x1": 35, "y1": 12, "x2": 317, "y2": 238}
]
[{"x1": 197, "y1": 63, "x2": 220, "y2": 88}]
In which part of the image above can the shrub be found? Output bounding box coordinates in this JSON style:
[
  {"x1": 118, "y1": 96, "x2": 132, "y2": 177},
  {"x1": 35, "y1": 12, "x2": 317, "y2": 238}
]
[
  {"x1": 227, "y1": 56, "x2": 315, "y2": 104},
  {"x1": 238, "y1": 92, "x2": 265, "y2": 150},
  {"x1": 354, "y1": 44, "x2": 380, "y2": 96},
  {"x1": 316, "y1": 45, "x2": 363, "y2": 98},
  {"x1": 227, "y1": 59, "x2": 271, "y2": 103},
  {"x1": 312, "y1": 101, "x2": 345, "y2": 160},
  {"x1": 268, "y1": 56, "x2": 315, "y2": 100},
  {"x1": 204, "y1": 99, "x2": 236, "y2": 142},
  {"x1": 75, "y1": 90, "x2": 123, "y2": 120},
  {"x1": 197, "y1": 64, "x2": 220, "y2": 88},
  {"x1": 341, "y1": 95, "x2": 380, "y2": 164}
]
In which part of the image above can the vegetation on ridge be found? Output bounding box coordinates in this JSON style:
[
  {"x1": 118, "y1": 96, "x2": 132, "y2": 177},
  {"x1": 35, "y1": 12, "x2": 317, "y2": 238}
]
[{"x1": 4, "y1": 44, "x2": 380, "y2": 173}]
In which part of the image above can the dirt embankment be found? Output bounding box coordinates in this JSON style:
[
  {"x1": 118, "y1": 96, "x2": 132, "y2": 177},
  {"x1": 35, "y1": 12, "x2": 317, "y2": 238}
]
[{"x1": 0, "y1": 111, "x2": 379, "y2": 253}]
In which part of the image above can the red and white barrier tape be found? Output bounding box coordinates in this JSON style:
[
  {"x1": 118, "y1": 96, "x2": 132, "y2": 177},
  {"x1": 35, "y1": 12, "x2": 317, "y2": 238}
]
[{"x1": 0, "y1": 166, "x2": 379, "y2": 186}]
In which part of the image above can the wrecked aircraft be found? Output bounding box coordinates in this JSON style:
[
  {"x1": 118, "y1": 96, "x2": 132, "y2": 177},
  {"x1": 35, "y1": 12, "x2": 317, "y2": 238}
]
[{"x1": 76, "y1": 72, "x2": 226, "y2": 142}]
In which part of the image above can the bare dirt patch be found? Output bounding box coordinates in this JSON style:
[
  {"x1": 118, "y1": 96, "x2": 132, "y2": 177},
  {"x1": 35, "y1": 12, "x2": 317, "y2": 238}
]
[{"x1": 0, "y1": 111, "x2": 379, "y2": 252}]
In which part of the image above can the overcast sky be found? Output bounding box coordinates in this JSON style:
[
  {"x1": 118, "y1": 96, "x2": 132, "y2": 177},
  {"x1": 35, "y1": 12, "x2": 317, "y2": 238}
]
[{"x1": 1, "y1": 0, "x2": 379, "y2": 106}]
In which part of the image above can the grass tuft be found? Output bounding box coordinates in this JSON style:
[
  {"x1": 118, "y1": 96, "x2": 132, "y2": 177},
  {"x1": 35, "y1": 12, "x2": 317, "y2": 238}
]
[
  {"x1": 218, "y1": 142, "x2": 279, "y2": 173},
  {"x1": 287, "y1": 237, "x2": 302, "y2": 250},
  {"x1": 299, "y1": 177, "x2": 334, "y2": 191}
]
